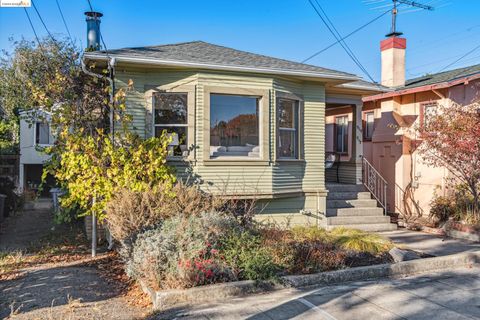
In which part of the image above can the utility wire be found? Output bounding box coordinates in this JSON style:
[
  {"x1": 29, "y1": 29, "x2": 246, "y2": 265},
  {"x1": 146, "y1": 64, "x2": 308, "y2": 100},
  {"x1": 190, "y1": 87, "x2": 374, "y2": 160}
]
[
  {"x1": 307, "y1": 0, "x2": 377, "y2": 83},
  {"x1": 55, "y1": 0, "x2": 74, "y2": 47},
  {"x1": 31, "y1": 0, "x2": 56, "y2": 43},
  {"x1": 438, "y1": 43, "x2": 480, "y2": 72},
  {"x1": 302, "y1": 8, "x2": 391, "y2": 63},
  {"x1": 312, "y1": 0, "x2": 373, "y2": 80},
  {"x1": 23, "y1": 8, "x2": 42, "y2": 48}
]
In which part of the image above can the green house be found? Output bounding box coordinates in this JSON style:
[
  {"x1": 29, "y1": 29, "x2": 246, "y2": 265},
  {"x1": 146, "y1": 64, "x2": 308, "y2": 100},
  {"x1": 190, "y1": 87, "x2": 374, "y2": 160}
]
[{"x1": 84, "y1": 41, "x2": 394, "y2": 229}]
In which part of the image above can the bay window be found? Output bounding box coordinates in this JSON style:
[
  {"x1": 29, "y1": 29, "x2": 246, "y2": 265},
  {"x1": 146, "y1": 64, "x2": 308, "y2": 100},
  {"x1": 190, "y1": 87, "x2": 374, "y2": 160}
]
[{"x1": 209, "y1": 94, "x2": 260, "y2": 158}]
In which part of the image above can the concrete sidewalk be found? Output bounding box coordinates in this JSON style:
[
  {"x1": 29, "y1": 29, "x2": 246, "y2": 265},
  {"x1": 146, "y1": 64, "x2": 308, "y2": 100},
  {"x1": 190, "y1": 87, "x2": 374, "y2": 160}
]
[
  {"x1": 379, "y1": 229, "x2": 480, "y2": 257},
  {"x1": 152, "y1": 266, "x2": 480, "y2": 319}
]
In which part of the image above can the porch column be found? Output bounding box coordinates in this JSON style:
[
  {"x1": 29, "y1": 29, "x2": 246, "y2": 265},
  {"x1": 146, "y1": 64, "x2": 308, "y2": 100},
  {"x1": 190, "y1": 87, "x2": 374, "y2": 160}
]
[{"x1": 350, "y1": 103, "x2": 363, "y2": 184}]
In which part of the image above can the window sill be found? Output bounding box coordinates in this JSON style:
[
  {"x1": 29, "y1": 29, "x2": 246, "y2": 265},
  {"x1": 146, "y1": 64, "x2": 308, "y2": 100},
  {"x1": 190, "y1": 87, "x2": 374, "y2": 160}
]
[
  {"x1": 203, "y1": 159, "x2": 270, "y2": 166},
  {"x1": 276, "y1": 159, "x2": 305, "y2": 164}
]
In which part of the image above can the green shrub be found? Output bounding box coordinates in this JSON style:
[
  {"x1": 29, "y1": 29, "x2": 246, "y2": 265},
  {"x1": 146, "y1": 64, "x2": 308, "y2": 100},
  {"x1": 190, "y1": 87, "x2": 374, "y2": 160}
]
[
  {"x1": 221, "y1": 231, "x2": 279, "y2": 281},
  {"x1": 429, "y1": 195, "x2": 455, "y2": 225},
  {"x1": 126, "y1": 211, "x2": 241, "y2": 289},
  {"x1": 330, "y1": 227, "x2": 393, "y2": 255}
]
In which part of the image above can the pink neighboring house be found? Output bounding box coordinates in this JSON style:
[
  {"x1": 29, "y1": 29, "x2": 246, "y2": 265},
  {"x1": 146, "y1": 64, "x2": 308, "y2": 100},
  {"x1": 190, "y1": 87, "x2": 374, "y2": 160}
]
[{"x1": 326, "y1": 36, "x2": 480, "y2": 217}]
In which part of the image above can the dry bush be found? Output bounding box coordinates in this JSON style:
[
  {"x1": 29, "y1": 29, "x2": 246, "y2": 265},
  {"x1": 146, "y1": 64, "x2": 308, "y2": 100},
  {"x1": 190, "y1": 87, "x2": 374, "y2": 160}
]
[
  {"x1": 106, "y1": 182, "x2": 229, "y2": 242},
  {"x1": 259, "y1": 226, "x2": 347, "y2": 274}
]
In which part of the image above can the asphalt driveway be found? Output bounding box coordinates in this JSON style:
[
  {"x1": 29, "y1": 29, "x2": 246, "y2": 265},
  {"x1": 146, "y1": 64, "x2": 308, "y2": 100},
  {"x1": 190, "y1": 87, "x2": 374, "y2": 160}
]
[{"x1": 155, "y1": 266, "x2": 480, "y2": 320}]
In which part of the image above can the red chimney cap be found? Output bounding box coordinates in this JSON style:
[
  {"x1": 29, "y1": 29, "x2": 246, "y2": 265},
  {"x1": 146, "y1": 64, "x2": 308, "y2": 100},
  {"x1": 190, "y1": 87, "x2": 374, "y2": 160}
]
[{"x1": 381, "y1": 37, "x2": 406, "y2": 51}]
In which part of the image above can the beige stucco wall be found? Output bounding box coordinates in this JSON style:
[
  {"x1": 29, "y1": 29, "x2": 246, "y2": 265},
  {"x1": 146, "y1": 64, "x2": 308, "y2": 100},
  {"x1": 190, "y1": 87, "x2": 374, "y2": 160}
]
[{"x1": 360, "y1": 78, "x2": 480, "y2": 216}]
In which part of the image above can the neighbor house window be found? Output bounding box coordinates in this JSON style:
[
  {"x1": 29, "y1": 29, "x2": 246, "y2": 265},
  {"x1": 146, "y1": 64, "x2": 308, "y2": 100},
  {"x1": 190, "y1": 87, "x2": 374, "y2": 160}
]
[
  {"x1": 35, "y1": 122, "x2": 51, "y2": 145},
  {"x1": 153, "y1": 92, "x2": 188, "y2": 157},
  {"x1": 364, "y1": 111, "x2": 374, "y2": 140},
  {"x1": 277, "y1": 98, "x2": 299, "y2": 159},
  {"x1": 210, "y1": 94, "x2": 260, "y2": 158},
  {"x1": 335, "y1": 115, "x2": 348, "y2": 154},
  {"x1": 422, "y1": 102, "x2": 437, "y2": 128}
]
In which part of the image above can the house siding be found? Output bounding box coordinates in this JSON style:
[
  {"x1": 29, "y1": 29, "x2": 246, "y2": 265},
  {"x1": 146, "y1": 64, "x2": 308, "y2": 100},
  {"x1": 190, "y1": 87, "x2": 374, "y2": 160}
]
[{"x1": 116, "y1": 68, "x2": 327, "y2": 220}]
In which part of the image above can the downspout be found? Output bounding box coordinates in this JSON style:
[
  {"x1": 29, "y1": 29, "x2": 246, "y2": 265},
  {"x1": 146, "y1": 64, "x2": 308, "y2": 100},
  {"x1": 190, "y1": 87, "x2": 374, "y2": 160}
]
[{"x1": 81, "y1": 55, "x2": 116, "y2": 252}]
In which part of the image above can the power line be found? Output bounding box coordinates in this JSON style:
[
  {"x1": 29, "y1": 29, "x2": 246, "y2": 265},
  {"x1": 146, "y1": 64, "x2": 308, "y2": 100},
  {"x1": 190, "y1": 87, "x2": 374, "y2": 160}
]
[
  {"x1": 55, "y1": 0, "x2": 74, "y2": 47},
  {"x1": 302, "y1": 8, "x2": 391, "y2": 63},
  {"x1": 31, "y1": 0, "x2": 56, "y2": 43},
  {"x1": 307, "y1": 0, "x2": 377, "y2": 83},
  {"x1": 438, "y1": 43, "x2": 480, "y2": 72},
  {"x1": 23, "y1": 8, "x2": 42, "y2": 48}
]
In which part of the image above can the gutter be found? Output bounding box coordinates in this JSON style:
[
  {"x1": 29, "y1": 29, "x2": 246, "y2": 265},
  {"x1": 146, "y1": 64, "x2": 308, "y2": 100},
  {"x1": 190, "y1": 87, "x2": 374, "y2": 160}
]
[
  {"x1": 363, "y1": 73, "x2": 480, "y2": 102},
  {"x1": 83, "y1": 53, "x2": 361, "y2": 82}
]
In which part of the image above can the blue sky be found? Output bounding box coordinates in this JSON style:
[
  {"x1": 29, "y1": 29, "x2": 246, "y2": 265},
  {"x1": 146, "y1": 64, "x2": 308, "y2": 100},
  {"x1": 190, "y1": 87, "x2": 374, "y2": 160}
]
[{"x1": 1, "y1": 0, "x2": 479, "y2": 82}]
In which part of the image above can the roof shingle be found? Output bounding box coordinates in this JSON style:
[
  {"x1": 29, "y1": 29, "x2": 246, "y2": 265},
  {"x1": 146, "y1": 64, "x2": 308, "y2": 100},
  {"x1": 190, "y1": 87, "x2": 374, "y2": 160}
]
[
  {"x1": 401, "y1": 64, "x2": 480, "y2": 89},
  {"x1": 91, "y1": 41, "x2": 358, "y2": 79}
]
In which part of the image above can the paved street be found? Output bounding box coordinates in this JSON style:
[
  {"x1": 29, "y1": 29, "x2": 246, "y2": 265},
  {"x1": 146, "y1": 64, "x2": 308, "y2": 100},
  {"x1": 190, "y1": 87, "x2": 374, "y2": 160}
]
[{"x1": 155, "y1": 266, "x2": 480, "y2": 320}]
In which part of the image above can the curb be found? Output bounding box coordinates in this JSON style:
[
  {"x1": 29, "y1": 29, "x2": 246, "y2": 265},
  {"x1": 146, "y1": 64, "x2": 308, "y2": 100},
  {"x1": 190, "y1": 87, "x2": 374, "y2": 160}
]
[{"x1": 143, "y1": 251, "x2": 480, "y2": 311}]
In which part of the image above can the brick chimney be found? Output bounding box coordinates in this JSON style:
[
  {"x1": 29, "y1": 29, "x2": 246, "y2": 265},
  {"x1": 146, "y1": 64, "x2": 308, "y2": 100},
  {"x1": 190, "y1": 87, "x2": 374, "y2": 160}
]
[{"x1": 380, "y1": 37, "x2": 406, "y2": 87}]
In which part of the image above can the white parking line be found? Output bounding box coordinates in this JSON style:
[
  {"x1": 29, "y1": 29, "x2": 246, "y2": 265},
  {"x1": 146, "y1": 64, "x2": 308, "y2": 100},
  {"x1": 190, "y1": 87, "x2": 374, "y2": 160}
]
[{"x1": 297, "y1": 297, "x2": 338, "y2": 320}]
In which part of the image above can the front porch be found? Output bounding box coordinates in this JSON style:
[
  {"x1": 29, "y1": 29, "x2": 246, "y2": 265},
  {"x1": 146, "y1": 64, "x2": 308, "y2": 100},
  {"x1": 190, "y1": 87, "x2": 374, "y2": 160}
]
[{"x1": 325, "y1": 96, "x2": 364, "y2": 185}]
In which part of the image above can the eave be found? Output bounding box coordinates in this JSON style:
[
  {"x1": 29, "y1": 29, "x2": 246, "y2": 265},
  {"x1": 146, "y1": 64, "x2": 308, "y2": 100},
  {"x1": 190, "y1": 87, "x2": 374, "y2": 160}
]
[
  {"x1": 83, "y1": 52, "x2": 361, "y2": 83},
  {"x1": 363, "y1": 73, "x2": 480, "y2": 102}
]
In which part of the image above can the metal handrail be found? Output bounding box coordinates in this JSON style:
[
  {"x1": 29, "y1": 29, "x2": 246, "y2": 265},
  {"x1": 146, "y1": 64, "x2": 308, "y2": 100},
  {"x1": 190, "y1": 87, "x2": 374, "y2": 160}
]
[{"x1": 362, "y1": 157, "x2": 388, "y2": 215}]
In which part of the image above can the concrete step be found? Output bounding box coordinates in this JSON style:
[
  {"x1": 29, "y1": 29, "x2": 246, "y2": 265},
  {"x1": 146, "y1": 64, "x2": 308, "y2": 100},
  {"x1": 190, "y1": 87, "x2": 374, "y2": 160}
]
[
  {"x1": 326, "y1": 199, "x2": 378, "y2": 209},
  {"x1": 327, "y1": 192, "x2": 372, "y2": 200},
  {"x1": 326, "y1": 223, "x2": 397, "y2": 232},
  {"x1": 24, "y1": 200, "x2": 53, "y2": 210},
  {"x1": 326, "y1": 207, "x2": 385, "y2": 217},
  {"x1": 326, "y1": 184, "x2": 365, "y2": 193},
  {"x1": 327, "y1": 215, "x2": 391, "y2": 225}
]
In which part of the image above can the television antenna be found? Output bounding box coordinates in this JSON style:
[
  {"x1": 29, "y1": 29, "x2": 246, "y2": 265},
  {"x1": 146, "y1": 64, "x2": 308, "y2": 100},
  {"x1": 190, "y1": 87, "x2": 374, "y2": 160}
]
[{"x1": 387, "y1": 0, "x2": 434, "y2": 37}]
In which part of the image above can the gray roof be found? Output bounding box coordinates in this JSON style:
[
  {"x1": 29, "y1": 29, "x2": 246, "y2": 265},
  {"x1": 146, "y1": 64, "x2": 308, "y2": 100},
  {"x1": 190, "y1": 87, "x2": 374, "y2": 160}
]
[
  {"x1": 337, "y1": 79, "x2": 391, "y2": 92},
  {"x1": 402, "y1": 64, "x2": 480, "y2": 89},
  {"x1": 87, "y1": 41, "x2": 359, "y2": 80}
]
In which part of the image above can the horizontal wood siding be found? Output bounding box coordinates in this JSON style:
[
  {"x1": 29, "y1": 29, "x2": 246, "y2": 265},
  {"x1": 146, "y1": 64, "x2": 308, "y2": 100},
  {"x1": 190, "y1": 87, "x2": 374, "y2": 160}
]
[
  {"x1": 118, "y1": 68, "x2": 328, "y2": 208},
  {"x1": 302, "y1": 83, "x2": 326, "y2": 192},
  {"x1": 116, "y1": 69, "x2": 198, "y2": 138}
]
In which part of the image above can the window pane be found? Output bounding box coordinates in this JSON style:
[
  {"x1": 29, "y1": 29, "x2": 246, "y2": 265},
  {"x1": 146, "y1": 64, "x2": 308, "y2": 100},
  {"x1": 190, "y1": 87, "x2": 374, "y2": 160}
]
[
  {"x1": 210, "y1": 94, "x2": 259, "y2": 158},
  {"x1": 335, "y1": 116, "x2": 348, "y2": 153},
  {"x1": 155, "y1": 126, "x2": 188, "y2": 156},
  {"x1": 36, "y1": 123, "x2": 50, "y2": 145},
  {"x1": 154, "y1": 93, "x2": 187, "y2": 124},
  {"x1": 278, "y1": 99, "x2": 296, "y2": 128},
  {"x1": 278, "y1": 129, "x2": 297, "y2": 158},
  {"x1": 365, "y1": 112, "x2": 374, "y2": 139},
  {"x1": 424, "y1": 103, "x2": 437, "y2": 127}
]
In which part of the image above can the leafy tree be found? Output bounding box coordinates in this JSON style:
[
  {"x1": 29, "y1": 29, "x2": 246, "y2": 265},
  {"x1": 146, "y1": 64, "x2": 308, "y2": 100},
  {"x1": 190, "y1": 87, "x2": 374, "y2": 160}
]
[
  {"x1": 0, "y1": 37, "x2": 110, "y2": 136},
  {"x1": 419, "y1": 102, "x2": 480, "y2": 216},
  {"x1": 1, "y1": 37, "x2": 176, "y2": 221}
]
